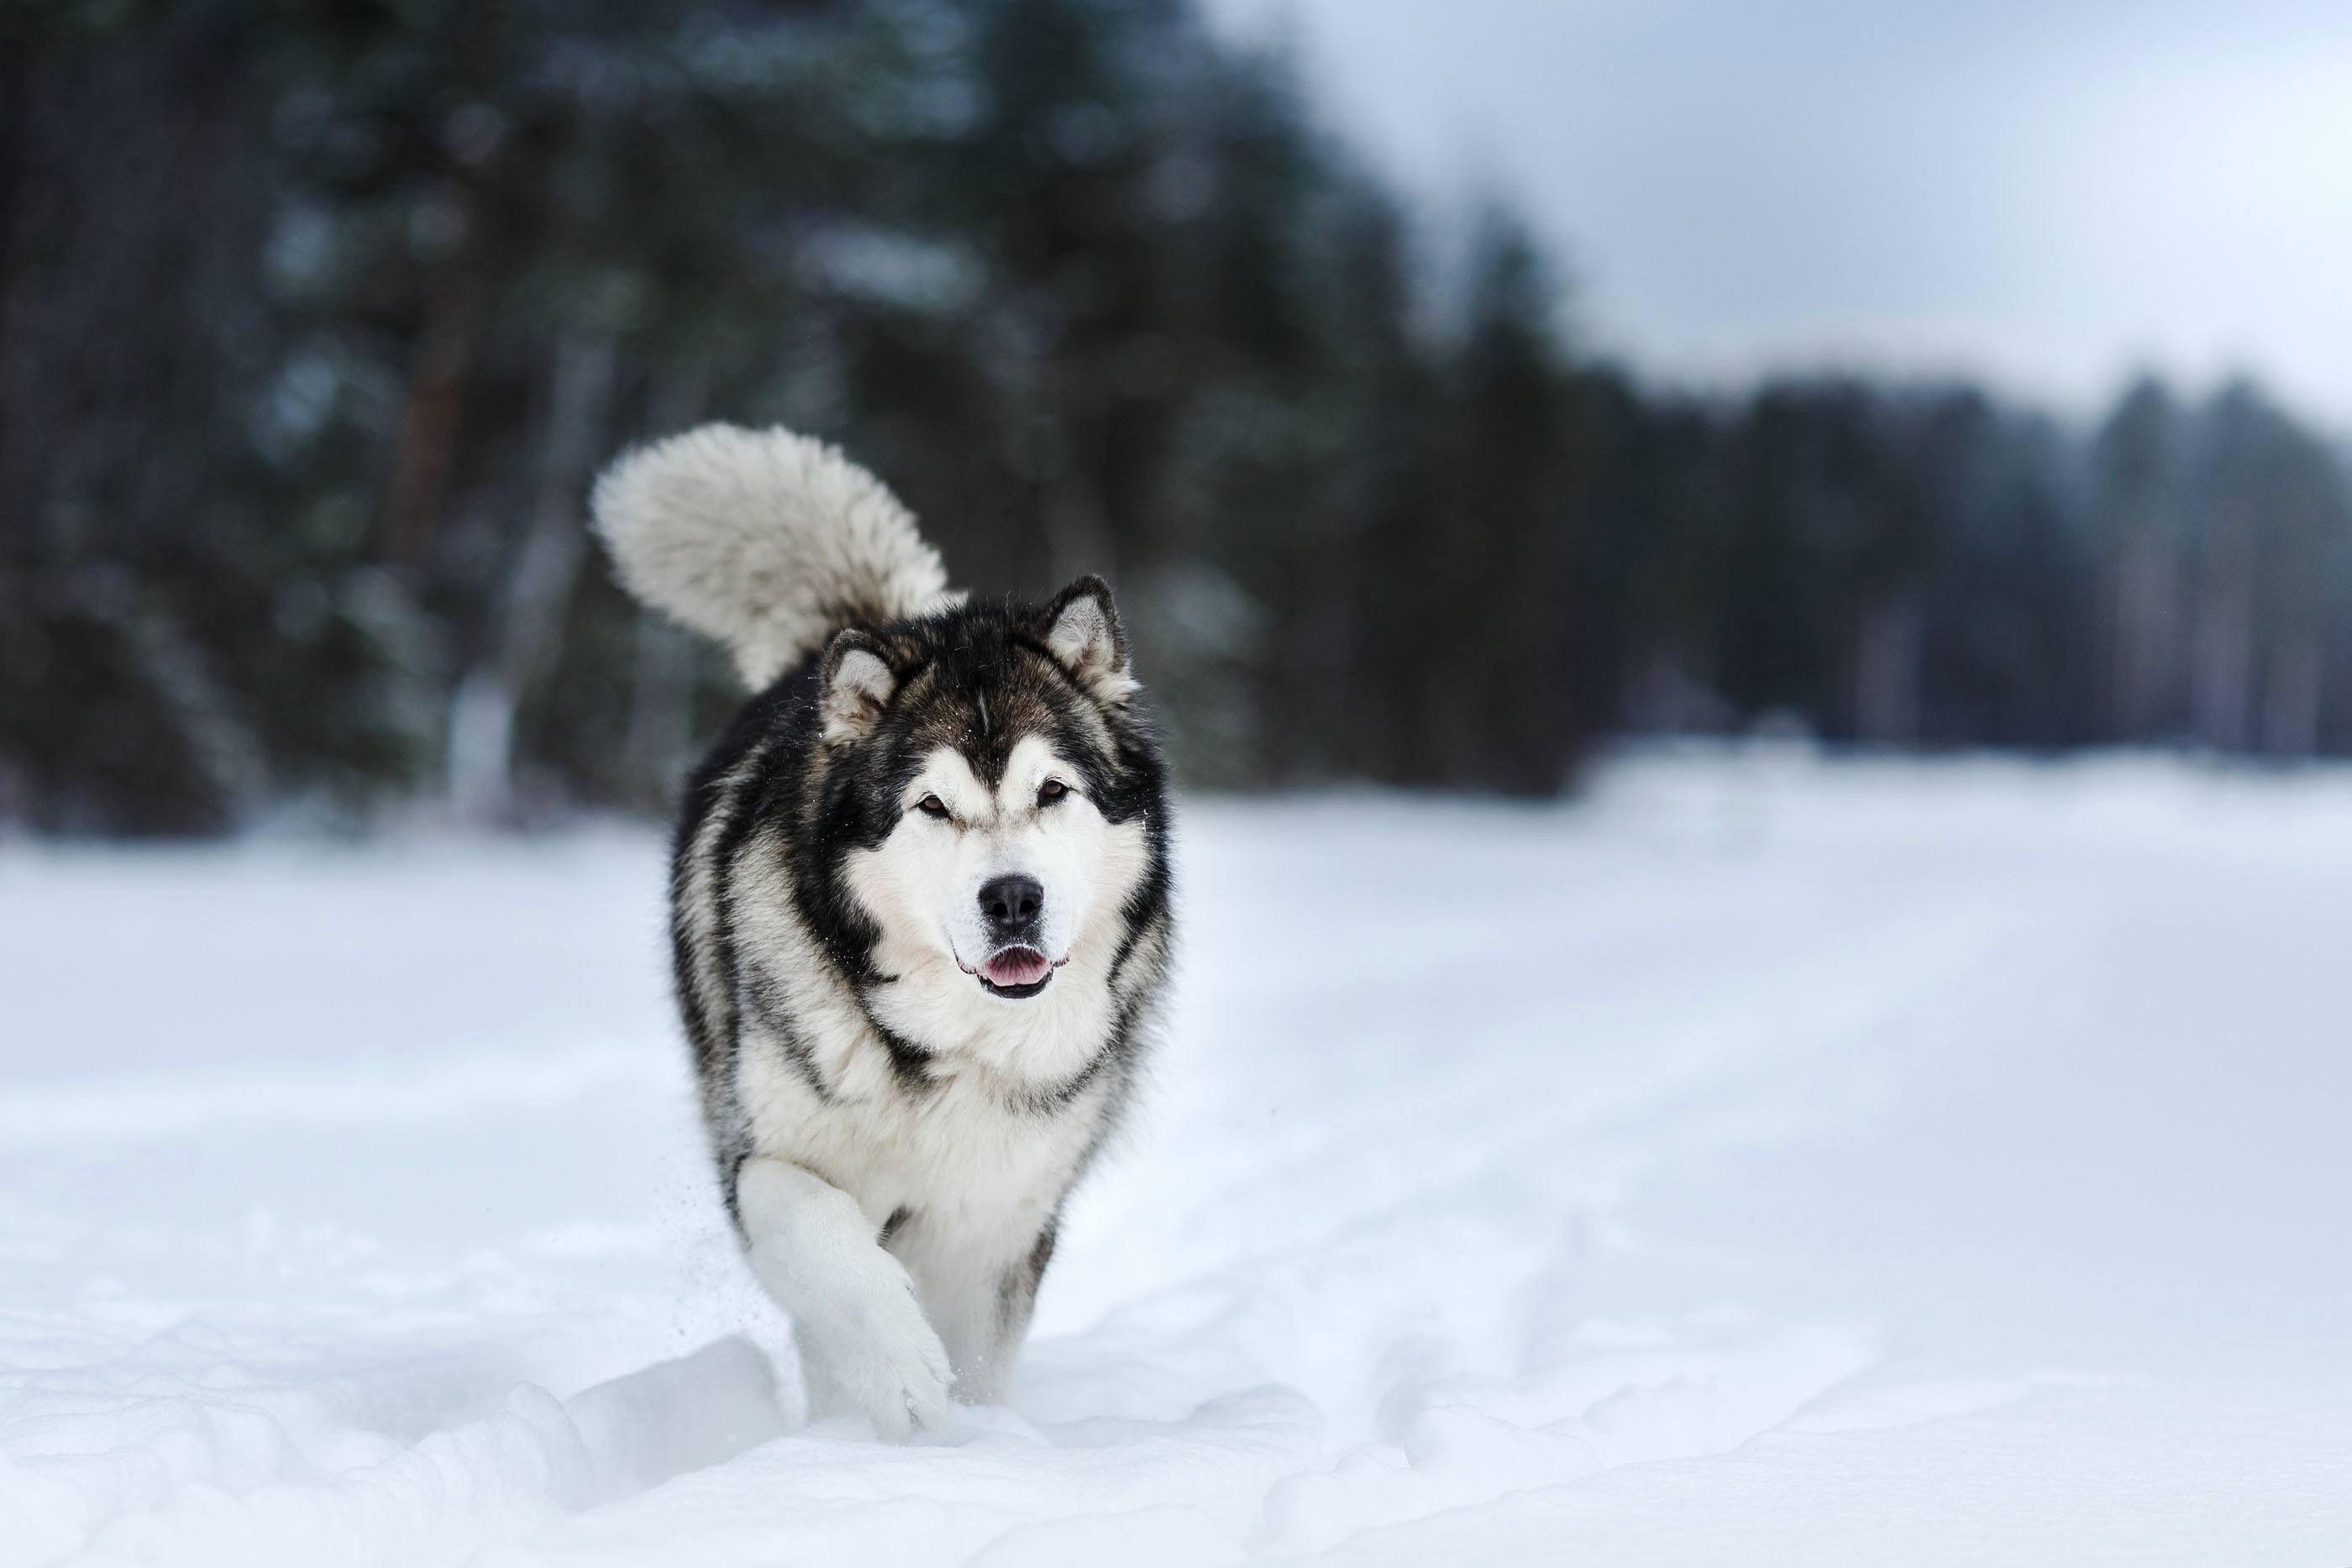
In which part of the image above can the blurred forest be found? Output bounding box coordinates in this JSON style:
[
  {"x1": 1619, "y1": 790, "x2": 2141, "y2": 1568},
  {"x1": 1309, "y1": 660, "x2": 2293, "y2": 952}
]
[{"x1": 5, "y1": 0, "x2": 2351, "y2": 835}]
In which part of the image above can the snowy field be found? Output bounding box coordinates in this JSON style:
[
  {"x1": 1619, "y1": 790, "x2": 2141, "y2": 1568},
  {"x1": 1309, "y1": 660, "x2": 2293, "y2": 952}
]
[{"x1": 3, "y1": 748, "x2": 2349, "y2": 1565}]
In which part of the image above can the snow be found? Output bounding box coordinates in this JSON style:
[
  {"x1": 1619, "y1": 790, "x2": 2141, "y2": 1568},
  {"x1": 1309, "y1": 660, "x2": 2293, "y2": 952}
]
[{"x1": 3, "y1": 747, "x2": 2348, "y2": 1565}]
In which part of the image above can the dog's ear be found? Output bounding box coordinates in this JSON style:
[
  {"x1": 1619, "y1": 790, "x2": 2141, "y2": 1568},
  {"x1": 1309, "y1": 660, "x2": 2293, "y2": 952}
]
[
  {"x1": 1041, "y1": 574, "x2": 1137, "y2": 705},
  {"x1": 819, "y1": 628, "x2": 898, "y2": 743}
]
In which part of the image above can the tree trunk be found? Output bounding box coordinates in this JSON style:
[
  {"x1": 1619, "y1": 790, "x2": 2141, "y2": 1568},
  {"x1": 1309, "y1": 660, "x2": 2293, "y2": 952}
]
[
  {"x1": 1032, "y1": 410, "x2": 1119, "y2": 588},
  {"x1": 2108, "y1": 534, "x2": 2180, "y2": 741},
  {"x1": 379, "y1": 179, "x2": 491, "y2": 566},
  {"x1": 0, "y1": 45, "x2": 30, "y2": 536},
  {"x1": 2188, "y1": 551, "x2": 2255, "y2": 753},
  {"x1": 2262, "y1": 630, "x2": 2323, "y2": 759},
  {"x1": 66, "y1": 566, "x2": 270, "y2": 822},
  {"x1": 447, "y1": 329, "x2": 618, "y2": 823},
  {"x1": 1854, "y1": 588, "x2": 1924, "y2": 744}
]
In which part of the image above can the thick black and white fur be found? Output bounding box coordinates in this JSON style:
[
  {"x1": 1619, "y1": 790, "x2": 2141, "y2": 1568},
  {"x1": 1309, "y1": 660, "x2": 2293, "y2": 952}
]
[{"x1": 592, "y1": 424, "x2": 1173, "y2": 1436}]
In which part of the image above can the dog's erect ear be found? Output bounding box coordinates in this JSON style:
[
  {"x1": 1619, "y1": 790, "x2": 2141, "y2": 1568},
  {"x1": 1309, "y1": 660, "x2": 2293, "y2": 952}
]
[
  {"x1": 820, "y1": 628, "x2": 898, "y2": 743},
  {"x1": 1042, "y1": 574, "x2": 1137, "y2": 705}
]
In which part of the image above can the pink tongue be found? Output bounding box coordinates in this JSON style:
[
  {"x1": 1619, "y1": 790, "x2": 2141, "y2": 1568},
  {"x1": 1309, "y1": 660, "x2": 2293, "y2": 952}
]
[{"x1": 983, "y1": 948, "x2": 1051, "y2": 987}]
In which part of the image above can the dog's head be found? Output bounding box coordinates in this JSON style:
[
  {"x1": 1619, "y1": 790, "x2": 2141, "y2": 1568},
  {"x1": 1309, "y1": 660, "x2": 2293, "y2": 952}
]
[{"x1": 800, "y1": 575, "x2": 1169, "y2": 1072}]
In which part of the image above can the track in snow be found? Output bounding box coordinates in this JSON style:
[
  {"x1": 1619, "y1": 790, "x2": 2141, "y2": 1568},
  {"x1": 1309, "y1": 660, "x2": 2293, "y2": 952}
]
[{"x1": 3, "y1": 748, "x2": 2348, "y2": 1565}]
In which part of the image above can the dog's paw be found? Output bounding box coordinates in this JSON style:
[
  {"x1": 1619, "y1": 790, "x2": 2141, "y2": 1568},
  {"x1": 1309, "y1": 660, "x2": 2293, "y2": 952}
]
[
  {"x1": 838, "y1": 1309, "x2": 953, "y2": 1440},
  {"x1": 799, "y1": 1280, "x2": 953, "y2": 1440}
]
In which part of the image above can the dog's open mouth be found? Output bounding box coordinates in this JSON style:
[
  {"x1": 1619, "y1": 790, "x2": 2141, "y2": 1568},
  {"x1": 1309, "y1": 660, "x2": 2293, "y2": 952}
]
[{"x1": 969, "y1": 946, "x2": 1056, "y2": 999}]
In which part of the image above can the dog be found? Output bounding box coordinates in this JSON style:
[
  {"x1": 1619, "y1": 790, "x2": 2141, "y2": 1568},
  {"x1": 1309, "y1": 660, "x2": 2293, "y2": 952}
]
[{"x1": 591, "y1": 424, "x2": 1173, "y2": 1435}]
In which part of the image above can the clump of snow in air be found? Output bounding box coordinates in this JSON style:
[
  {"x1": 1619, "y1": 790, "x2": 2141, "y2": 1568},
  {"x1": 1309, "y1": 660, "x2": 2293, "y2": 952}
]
[{"x1": 3, "y1": 747, "x2": 2349, "y2": 1565}]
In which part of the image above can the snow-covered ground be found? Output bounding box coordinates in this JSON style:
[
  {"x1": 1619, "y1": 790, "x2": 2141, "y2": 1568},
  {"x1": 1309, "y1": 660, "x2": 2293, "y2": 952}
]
[{"x1": 3, "y1": 748, "x2": 2348, "y2": 1565}]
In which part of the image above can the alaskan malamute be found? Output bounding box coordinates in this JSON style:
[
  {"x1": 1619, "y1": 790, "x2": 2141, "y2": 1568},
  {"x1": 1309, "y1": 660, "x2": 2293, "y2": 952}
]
[{"x1": 592, "y1": 425, "x2": 1173, "y2": 1435}]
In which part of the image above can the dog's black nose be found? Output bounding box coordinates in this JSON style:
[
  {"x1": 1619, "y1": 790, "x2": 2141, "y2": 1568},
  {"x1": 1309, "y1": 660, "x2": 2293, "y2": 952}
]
[{"x1": 978, "y1": 873, "x2": 1044, "y2": 931}]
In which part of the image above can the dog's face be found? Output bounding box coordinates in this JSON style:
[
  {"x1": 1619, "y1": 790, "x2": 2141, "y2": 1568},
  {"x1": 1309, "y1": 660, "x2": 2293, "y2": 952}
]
[
  {"x1": 869, "y1": 731, "x2": 1112, "y2": 998},
  {"x1": 802, "y1": 577, "x2": 1168, "y2": 1071}
]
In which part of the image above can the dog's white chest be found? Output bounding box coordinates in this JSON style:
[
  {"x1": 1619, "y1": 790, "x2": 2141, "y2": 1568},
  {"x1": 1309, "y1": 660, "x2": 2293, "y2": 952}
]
[{"x1": 739, "y1": 1032, "x2": 1101, "y2": 1238}]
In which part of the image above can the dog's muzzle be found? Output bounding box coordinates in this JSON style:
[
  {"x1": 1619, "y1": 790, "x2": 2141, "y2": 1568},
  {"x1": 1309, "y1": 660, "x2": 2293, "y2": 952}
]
[{"x1": 969, "y1": 874, "x2": 1058, "y2": 998}]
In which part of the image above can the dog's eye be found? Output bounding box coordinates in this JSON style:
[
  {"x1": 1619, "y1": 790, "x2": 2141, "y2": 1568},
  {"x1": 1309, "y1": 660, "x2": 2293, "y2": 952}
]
[
  {"x1": 914, "y1": 794, "x2": 950, "y2": 819},
  {"x1": 1037, "y1": 779, "x2": 1069, "y2": 806}
]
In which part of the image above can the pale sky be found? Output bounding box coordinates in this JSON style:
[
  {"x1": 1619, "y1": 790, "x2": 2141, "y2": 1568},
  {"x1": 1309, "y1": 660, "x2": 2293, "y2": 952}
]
[{"x1": 1201, "y1": 0, "x2": 2352, "y2": 430}]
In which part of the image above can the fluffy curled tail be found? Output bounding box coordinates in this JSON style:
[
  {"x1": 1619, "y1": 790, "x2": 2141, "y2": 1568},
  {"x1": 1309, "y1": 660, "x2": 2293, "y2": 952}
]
[{"x1": 591, "y1": 423, "x2": 953, "y2": 688}]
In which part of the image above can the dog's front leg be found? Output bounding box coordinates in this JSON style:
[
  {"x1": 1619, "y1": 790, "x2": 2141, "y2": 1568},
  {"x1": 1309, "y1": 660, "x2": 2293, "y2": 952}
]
[
  {"x1": 917, "y1": 1219, "x2": 1058, "y2": 1406},
  {"x1": 735, "y1": 1157, "x2": 951, "y2": 1438}
]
